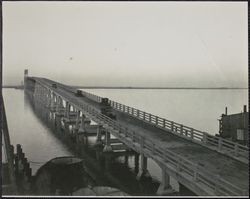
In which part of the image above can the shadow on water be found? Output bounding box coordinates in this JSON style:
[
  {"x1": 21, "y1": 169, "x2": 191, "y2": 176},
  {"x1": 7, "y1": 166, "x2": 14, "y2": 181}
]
[{"x1": 24, "y1": 91, "x2": 160, "y2": 196}]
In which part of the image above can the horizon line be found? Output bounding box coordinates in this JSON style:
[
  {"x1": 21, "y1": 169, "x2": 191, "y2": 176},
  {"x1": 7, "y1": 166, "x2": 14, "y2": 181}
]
[
  {"x1": 73, "y1": 86, "x2": 248, "y2": 89},
  {"x1": 2, "y1": 85, "x2": 248, "y2": 90}
]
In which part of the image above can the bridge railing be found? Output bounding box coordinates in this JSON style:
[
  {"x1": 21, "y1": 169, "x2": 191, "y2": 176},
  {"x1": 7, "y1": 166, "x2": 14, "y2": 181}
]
[
  {"x1": 81, "y1": 90, "x2": 102, "y2": 103},
  {"x1": 77, "y1": 101, "x2": 246, "y2": 196},
  {"x1": 108, "y1": 100, "x2": 249, "y2": 161},
  {"x1": 33, "y1": 79, "x2": 247, "y2": 196}
]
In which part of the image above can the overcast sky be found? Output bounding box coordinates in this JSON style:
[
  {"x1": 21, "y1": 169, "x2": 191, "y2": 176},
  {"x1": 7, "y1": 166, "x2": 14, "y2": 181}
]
[{"x1": 2, "y1": 2, "x2": 248, "y2": 87}]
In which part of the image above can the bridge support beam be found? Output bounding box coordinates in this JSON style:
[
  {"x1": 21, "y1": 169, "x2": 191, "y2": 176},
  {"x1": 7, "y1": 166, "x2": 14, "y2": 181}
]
[
  {"x1": 73, "y1": 110, "x2": 81, "y2": 143},
  {"x1": 103, "y1": 130, "x2": 112, "y2": 152},
  {"x1": 124, "y1": 155, "x2": 128, "y2": 166},
  {"x1": 136, "y1": 154, "x2": 150, "y2": 179},
  {"x1": 156, "y1": 165, "x2": 175, "y2": 195},
  {"x1": 55, "y1": 114, "x2": 62, "y2": 131},
  {"x1": 134, "y1": 154, "x2": 139, "y2": 173},
  {"x1": 78, "y1": 116, "x2": 86, "y2": 134},
  {"x1": 64, "y1": 123, "x2": 70, "y2": 134},
  {"x1": 95, "y1": 125, "x2": 103, "y2": 146}
]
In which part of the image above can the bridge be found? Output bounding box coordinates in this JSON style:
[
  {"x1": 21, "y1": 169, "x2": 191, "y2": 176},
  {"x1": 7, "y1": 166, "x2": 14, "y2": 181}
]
[{"x1": 24, "y1": 71, "x2": 249, "y2": 196}]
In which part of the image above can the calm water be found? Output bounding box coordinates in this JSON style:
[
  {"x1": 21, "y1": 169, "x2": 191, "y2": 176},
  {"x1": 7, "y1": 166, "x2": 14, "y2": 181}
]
[
  {"x1": 3, "y1": 89, "x2": 73, "y2": 175},
  {"x1": 2, "y1": 88, "x2": 248, "y2": 195},
  {"x1": 83, "y1": 89, "x2": 248, "y2": 135}
]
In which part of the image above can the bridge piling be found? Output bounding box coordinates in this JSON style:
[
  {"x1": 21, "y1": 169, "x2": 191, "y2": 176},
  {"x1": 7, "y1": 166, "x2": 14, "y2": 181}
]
[
  {"x1": 156, "y1": 165, "x2": 175, "y2": 195},
  {"x1": 124, "y1": 155, "x2": 129, "y2": 166},
  {"x1": 136, "y1": 154, "x2": 150, "y2": 179},
  {"x1": 95, "y1": 125, "x2": 103, "y2": 146},
  {"x1": 103, "y1": 130, "x2": 112, "y2": 152},
  {"x1": 134, "y1": 154, "x2": 139, "y2": 174}
]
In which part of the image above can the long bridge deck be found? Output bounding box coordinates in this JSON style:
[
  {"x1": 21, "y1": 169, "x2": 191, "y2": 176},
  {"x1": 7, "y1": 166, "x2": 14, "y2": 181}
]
[{"x1": 26, "y1": 76, "x2": 249, "y2": 196}]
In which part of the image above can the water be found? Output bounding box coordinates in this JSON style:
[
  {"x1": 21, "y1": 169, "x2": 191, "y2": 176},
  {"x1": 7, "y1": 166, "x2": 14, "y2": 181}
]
[
  {"x1": 2, "y1": 88, "x2": 248, "y2": 195},
  {"x1": 3, "y1": 89, "x2": 73, "y2": 175},
  {"x1": 83, "y1": 89, "x2": 248, "y2": 135}
]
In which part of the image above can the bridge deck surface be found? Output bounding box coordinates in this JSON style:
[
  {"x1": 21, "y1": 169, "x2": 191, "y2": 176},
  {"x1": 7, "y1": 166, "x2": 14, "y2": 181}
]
[{"x1": 38, "y1": 78, "x2": 249, "y2": 191}]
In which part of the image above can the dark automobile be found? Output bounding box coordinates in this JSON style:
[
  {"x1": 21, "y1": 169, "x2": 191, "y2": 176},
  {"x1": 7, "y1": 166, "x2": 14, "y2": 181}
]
[
  {"x1": 100, "y1": 98, "x2": 116, "y2": 120},
  {"x1": 75, "y1": 89, "x2": 84, "y2": 97},
  {"x1": 52, "y1": 83, "x2": 57, "y2": 88}
]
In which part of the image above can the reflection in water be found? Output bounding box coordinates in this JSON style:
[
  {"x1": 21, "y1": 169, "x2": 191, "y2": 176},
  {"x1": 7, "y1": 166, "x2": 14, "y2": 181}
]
[
  {"x1": 3, "y1": 89, "x2": 73, "y2": 175},
  {"x1": 25, "y1": 90, "x2": 162, "y2": 196}
]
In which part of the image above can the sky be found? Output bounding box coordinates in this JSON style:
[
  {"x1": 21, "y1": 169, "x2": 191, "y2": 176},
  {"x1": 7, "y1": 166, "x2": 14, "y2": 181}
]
[{"x1": 2, "y1": 1, "x2": 248, "y2": 87}]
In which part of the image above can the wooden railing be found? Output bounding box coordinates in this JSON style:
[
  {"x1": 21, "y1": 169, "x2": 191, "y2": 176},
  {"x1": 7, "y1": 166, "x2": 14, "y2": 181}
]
[
  {"x1": 33, "y1": 78, "x2": 248, "y2": 196},
  {"x1": 72, "y1": 97, "x2": 247, "y2": 196},
  {"x1": 108, "y1": 101, "x2": 249, "y2": 162},
  {"x1": 80, "y1": 90, "x2": 102, "y2": 103}
]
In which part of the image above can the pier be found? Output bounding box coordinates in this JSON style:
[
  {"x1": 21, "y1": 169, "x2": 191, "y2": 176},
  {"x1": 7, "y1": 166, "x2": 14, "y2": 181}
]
[{"x1": 22, "y1": 70, "x2": 249, "y2": 196}]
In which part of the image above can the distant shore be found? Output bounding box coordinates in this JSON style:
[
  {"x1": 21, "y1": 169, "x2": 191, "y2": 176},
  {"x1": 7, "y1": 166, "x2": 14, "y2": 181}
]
[
  {"x1": 2, "y1": 85, "x2": 248, "y2": 90},
  {"x1": 72, "y1": 86, "x2": 248, "y2": 89}
]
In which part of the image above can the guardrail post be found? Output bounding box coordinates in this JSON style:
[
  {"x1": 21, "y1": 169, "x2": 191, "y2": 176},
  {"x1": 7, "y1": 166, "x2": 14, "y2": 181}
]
[
  {"x1": 203, "y1": 133, "x2": 207, "y2": 144},
  {"x1": 143, "y1": 112, "x2": 145, "y2": 120},
  {"x1": 191, "y1": 128, "x2": 194, "y2": 139},
  {"x1": 234, "y1": 144, "x2": 239, "y2": 156},
  {"x1": 180, "y1": 125, "x2": 183, "y2": 135},
  {"x1": 163, "y1": 119, "x2": 166, "y2": 128},
  {"x1": 137, "y1": 110, "x2": 139, "y2": 117},
  {"x1": 152, "y1": 143, "x2": 155, "y2": 155},
  {"x1": 140, "y1": 136, "x2": 145, "y2": 153},
  {"x1": 123, "y1": 105, "x2": 125, "y2": 112},
  {"x1": 218, "y1": 138, "x2": 222, "y2": 151},
  {"x1": 127, "y1": 107, "x2": 130, "y2": 114},
  {"x1": 132, "y1": 131, "x2": 135, "y2": 142},
  {"x1": 149, "y1": 114, "x2": 151, "y2": 122},
  {"x1": 171, "y1": 122, "x2": 174, "y2": 131},
  {"x1": 125, "y1": 128, "x2": 128, "y2": 137},
  {"x1": 193, "y1": 164, "x2": 199, "y2": 181}
]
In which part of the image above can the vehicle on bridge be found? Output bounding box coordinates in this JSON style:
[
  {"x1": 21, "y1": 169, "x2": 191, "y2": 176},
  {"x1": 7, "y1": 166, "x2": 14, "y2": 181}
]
[
  {"x1": 75, "y1": 89, "x2": 84, "y2": 97},
  {"x1": 100, "y1": 98, "x2": 116, "y2": 120},
  {"x1": 52, "y1": 83, "x2": 57, "y2": 88}
]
